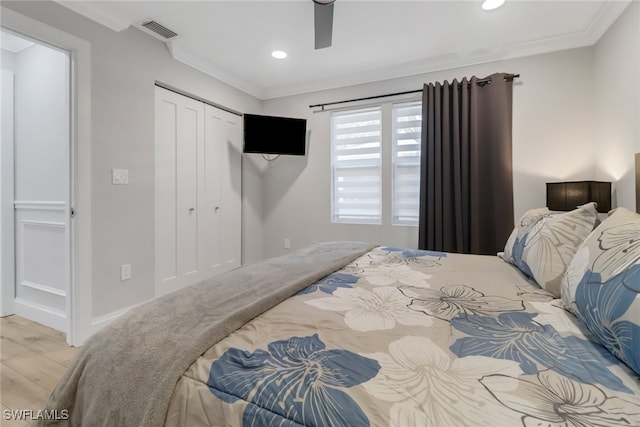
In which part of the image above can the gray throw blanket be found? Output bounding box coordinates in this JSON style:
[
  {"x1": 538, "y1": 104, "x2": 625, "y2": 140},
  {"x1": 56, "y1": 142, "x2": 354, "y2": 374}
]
[{"x1": 37, "y1": 241, "x2": 377, "y2": 427}]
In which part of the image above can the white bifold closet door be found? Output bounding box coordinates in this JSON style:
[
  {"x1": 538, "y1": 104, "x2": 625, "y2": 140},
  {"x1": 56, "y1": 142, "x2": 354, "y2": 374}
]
[{"x1": 154, "y1": 86, "x2": 241, "y2": 296}]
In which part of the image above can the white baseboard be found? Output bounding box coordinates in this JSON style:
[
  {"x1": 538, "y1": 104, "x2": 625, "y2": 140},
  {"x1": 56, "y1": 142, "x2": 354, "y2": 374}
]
[
  {"x1": 89, "y1": 299, "x2": 150, "y2": 336},
  {"x1": 14, "y1": 297, "x2": 66, "y2": 332}
]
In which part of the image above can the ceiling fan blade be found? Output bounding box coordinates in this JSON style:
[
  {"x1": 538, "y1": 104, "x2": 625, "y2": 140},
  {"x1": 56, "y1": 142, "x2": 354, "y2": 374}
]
[{"x1": 314, "y1": 2, "x2": 334, "y2": 49}]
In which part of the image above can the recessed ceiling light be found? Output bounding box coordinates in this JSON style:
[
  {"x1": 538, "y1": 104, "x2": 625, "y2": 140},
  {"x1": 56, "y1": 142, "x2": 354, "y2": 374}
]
[
  {"x1": 482, "y1": 0, "x2": 505, "y2": 11},
  {"x1": 271, "y1": 50, "x2": 287, "y2": 59}
]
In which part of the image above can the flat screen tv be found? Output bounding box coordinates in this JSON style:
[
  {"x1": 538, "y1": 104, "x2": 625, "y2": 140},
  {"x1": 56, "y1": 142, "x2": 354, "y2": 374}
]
[{"x1": 243, "y1": 114, "x2": 307, "y2": 156}]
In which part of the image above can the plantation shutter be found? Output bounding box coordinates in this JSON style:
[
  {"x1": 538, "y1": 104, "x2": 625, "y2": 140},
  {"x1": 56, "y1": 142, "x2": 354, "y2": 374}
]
[
  {"x1": 392, "y1": 101, "x2": 422, "y2": 225},
  {"x1": 331, "y1": 108, "x2": 382, "y2": 224}
]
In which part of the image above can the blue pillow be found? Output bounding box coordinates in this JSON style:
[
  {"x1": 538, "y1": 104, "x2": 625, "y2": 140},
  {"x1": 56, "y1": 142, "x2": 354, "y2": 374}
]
[{"x1": 561, "y1": 207, "x2": 640, "y2": 376}]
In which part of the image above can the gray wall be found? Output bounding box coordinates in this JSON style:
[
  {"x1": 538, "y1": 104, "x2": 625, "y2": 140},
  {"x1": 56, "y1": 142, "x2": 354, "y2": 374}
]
[
  {"x1": 260, "y1": 47, "x2": 599, "y2": 258},
  {"x1": 258, "y1": 3, "x2": 640, "y2": 260},
  {"x1": 2, "y1": 1, "x2": 264, "y2": 318},
  {"x1": 3, "y1": 1, "x2": 638, "y2": 321},
  {"x1": 593, "y1": 1, "x2": 640, "y2": 210}
]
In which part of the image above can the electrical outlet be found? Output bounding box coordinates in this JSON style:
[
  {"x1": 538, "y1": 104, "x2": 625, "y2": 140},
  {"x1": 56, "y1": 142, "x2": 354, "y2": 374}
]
[
  {"x1": 120, "y1": 264, "x2": 131, "y2": 281},
  {"x1": 284, "y1": 238, "x2": 291, "y2": 249},
  {"x1": 112, "y1": 169, "x2": 129, "y2": 185}
]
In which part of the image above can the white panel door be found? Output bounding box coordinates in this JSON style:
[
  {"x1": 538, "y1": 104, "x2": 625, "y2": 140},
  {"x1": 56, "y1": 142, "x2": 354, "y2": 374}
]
[
  {"x1": 202, "y1": 105, "x2": 241, "y2": 273},
  {"x1": 14, "y1": 203, "x2": 68, "y2": 332},
  {"x1": 177, "y1": 102, "x2": 201, "y2": 278},
  {"x1": 155, "y1": 94, "x2": 178, "y2": 284},
  {"x1": 155, "y1": 87, "x2": 204, "y2": 295},
  {"x1": 155, "y1": 87, "x2": 241, "y2": 296},
  {"x1": 217, "y1": 107, "x2": 241, "y2": 269},
  {"x1": 11, "y1": 44, "x2": 70, "y2": 333},
  {"x1": 201, "y1": 106, "x2": 223, "y2": 272}
]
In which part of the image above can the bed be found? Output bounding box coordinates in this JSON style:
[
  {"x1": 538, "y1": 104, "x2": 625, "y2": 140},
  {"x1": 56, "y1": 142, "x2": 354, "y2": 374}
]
[{"x1": 39, "y1": 205, "x2": 640, "y2": 426}]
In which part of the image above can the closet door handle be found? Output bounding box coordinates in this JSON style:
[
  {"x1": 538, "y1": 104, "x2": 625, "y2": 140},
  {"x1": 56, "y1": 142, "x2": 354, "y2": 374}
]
[
  {"x1": 214, "y1": 206, "x2": 220, "y2": 212},
  {"x1": 189, "y1": 207, "x2": 195, "y2": 214}
]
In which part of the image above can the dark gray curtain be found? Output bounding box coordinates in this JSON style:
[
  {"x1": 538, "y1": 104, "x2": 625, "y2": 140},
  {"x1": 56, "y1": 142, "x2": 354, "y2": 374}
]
[{"x1": 418, "y1": 73, "x2": 514, "y2": 255}]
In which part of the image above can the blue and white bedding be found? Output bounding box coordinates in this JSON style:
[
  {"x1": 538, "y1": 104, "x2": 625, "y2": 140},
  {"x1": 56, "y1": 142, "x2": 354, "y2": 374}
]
[{"x1": 165, "y1": 246, "x2": 640, "y2": 426}]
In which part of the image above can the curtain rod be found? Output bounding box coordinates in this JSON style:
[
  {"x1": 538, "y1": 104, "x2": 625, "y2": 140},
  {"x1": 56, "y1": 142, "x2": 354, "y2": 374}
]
[{"x1": 309, "y1": 73, "x2": 520, "y2": 111}]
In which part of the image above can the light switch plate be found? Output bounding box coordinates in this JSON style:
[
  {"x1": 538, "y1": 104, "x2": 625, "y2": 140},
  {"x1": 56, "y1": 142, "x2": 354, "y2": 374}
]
[
  {"x1": 112, "y1": 169, "x2": 129, "y2": 185},
  {"x1": 120, "y1": 264, "x2": 131, "y2": 281}
]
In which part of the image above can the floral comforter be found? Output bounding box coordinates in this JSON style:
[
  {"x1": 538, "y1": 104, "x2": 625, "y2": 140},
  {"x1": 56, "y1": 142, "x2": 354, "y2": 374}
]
[{"x1": 164, "y1": 247, "x2": 640, "y2": 426}]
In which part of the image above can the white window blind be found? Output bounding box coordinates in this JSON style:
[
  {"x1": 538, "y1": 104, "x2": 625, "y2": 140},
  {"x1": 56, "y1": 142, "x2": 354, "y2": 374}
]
[
  {"x1": 392, "y1": 101, "x2": 422, "y2": 226},
  {"x1": 331, "y1": 108, "x2": 382, "y2": 224}
]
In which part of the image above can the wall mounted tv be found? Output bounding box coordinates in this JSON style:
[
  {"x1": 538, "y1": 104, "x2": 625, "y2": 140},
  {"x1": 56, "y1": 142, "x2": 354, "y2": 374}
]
[{"x1": 243, "y1": 114, "x2": 307, "y2": 156}]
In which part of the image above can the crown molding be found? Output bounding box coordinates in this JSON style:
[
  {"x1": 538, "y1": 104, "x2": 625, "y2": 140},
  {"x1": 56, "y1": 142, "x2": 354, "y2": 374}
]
[
  {"x1": 582, "y1": 0, "x2": 631, "y2": 44},
  {"x1": 259, "y1": 1, "x2": 632, "y2": 99},
  {"x1": 53, "y1": 0, "x2": 632, "y2": 100},
  {"x1": 167, "y1": 41, "x2": 265, "y2": 99},
  {"x1": 55, "y1": 1, "x2": 132, "y2": 31}
]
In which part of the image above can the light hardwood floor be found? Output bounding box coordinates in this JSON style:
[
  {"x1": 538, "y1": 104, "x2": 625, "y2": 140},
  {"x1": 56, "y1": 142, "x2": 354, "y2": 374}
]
[{"x1": 0, "y1": 315, "x2": 79, "y2": 426}]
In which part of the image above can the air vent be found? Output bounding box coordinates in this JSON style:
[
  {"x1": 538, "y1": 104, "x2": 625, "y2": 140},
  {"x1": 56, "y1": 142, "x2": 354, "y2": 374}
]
[{"x1": 141, "y1": 20, "x2": 178, "y2": 40}]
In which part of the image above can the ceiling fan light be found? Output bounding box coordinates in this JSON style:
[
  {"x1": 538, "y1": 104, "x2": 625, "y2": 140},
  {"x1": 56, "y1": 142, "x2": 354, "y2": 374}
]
[
  {"x1": 482, "y1": 0, "x2": 505, "y2": 11},
  {"x1": 271, "y1": 50, "x2": 287, "y2": 59}
]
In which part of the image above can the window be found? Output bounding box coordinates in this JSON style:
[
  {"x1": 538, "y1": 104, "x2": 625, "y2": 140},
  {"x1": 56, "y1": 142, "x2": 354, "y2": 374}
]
[
  {"x1": 331, "y1": 108, "x2": 382, "y2": 224},
  {"x1": 330, "y1": 101, "x2": 422, "y2": 225},
  {"x1": 392, "y1": 102, "x2": 422, "y2": 225}
]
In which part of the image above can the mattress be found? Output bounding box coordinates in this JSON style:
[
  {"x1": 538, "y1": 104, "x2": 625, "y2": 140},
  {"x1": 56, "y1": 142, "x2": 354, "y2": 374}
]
[{"x1": 163, "y1": 247, "x2": 640, "y2": 426}]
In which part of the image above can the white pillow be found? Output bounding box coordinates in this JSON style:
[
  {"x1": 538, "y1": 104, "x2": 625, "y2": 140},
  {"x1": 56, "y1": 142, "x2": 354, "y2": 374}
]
[{"x1": 503, "y1": 203, "x2": 599, "y2": 297}]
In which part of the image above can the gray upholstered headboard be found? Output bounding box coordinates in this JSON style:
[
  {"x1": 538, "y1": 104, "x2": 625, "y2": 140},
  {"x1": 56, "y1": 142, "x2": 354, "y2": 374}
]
[{"x1": 636, "y1": 153, "x2": 640, "y2": 213}]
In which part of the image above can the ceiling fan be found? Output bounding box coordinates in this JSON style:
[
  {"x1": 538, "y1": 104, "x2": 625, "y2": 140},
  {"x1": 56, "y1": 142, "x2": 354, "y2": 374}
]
[{"x1": 313, "y1": 0, "x2": 336, "y2": 49}]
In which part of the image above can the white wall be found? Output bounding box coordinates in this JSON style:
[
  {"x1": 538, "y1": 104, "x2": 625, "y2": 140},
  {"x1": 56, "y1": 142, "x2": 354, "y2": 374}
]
[
  {"x1": 1, "y1": 54, "x2": 17, "y2": 292},
  {"x1": 260, "y1": 47, "x2": 598, "y2": 258},
  {"x1": 2, "y1": 1, "x2": 264, "y2": 319},
  {"x1": 86, "y1": 26, "x2": 263, "y2": 317},
  {"x1": 260, "y1": 2, "x2": 640, "y2": 260},
  {"x1": 1, "y1": 53, "x2": 16, "y2": 297},
  {"x1": 593, "y1": 1, "x2": 640, "y2": 210},
  {"x1": 3, "y1": 0, "x2": 637, "y2": 328},
  {"x1": 1, "y1": 68, "x2": 15, "y2": 316},
  {"x1": 1, "y1": 49, "x2": 16, "y2": 71}
]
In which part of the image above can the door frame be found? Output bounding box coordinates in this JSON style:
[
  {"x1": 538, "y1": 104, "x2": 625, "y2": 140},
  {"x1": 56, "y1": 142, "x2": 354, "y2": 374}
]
[
  {"x1": 1, "y1": 7, "x2": 92, "y2": 346},
  {"x1": 0, "y1": 69, "x2": 15, "y2": 317}
]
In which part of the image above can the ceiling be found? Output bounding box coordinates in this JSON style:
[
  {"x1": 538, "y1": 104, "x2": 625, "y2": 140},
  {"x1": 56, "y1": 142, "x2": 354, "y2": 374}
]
[
  {"x1": 0, "y1": 29, "x2": 35, "y2": 53},
  {"x1": 56, "y1": 0, "x2": 630, "y2": 100}
]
